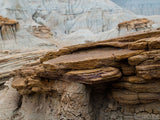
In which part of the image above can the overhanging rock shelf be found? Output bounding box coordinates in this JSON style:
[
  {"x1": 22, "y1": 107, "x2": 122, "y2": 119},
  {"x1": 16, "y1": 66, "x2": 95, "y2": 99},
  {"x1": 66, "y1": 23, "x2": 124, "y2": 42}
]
[{"x1": 12, "y1": 30, "x2": 160, "y2": 120}]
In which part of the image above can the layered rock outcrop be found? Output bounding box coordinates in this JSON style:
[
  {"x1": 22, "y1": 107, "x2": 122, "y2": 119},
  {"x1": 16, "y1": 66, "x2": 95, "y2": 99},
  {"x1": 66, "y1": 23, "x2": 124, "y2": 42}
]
[
  {"x1": 11, "y1": 30, "x2": 160, "y2": 120},
  {"x1": 32, "y1": 26, "x2": 53, "y2": 39},
  {"x1": 117, "y1": 18, "x2": 154, "y2": 34},
  {"x1": 0, "y1": 15, "x2": 19, "y2": 40}
]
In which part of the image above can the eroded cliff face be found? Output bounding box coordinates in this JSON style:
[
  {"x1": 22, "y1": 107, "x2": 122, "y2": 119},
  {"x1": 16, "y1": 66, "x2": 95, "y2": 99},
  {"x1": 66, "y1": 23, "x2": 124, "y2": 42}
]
[{"x1": 4, "y1": 30, "x2": 160, "y2": 120}]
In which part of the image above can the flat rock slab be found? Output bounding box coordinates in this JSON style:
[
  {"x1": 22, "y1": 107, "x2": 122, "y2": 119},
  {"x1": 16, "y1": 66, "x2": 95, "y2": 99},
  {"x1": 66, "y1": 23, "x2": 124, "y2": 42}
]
[
  {"x1": 63, "y1": 67, "x2": 122, "y2": 84},
  {"x1": 43, "y1": 48, "x2": 142, "y2": 70}
]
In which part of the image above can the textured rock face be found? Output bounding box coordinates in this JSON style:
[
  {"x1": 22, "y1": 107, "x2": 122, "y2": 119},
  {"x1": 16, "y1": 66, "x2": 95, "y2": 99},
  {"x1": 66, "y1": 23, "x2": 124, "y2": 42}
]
[
  {"x1": 11, "y1": 82, "x2": 91, "y2": 120},
  {"x1": 64, "y1": 67, "x2": 122, "y2": 84},
  {"x1": 32, "y1": 26, "x2": 53, "y2": 39},
  {"x1": 9, "y1": 30, "x2": 160, "y2": 120},
  {"x1": 1, "y1": 1, "x2": 160, "y2": 120},
  {"x1": 117, "y1": 18, "x2": 154, "y2": 34},
  {"x1": 0, "y1": 15, "x2": 19, "y2": 40},
  {"x1": 0, "y1": 49, "x2": 51, "y2": 81}
]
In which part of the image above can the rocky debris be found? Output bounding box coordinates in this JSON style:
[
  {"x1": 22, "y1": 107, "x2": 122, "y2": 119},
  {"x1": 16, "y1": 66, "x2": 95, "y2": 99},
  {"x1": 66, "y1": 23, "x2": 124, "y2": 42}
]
[
  {"x1": 0, "y1": 15, "x2": 19, "y2": 40},
  {"x1": 32, "y1": 26, "x2": 53, "y2": 39},
  {"x1": 10, "y1": 30, "x2": 160, "y2": 119}
]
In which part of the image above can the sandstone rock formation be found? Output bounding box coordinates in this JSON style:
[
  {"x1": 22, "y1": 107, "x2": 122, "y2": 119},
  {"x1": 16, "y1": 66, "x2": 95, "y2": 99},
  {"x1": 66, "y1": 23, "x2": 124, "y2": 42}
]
[
  {"x1": 117, "y1": 18, "x2": 154, "y2": 34},
  {"x1": 32, "y1": 26, "x2": 53, "y2": 39},
  {"x1": 0, "y1": 15, "x2": 19, "y2": 40},
  {"x1": 10, "y1": 29, "x2": 160, "y2": 120},
  {"x1": 0, "y1": 50, "x2": 51, "y2": 81},
  {"x1": 1, "y1": 1, "x2": 160, "y2": 120},
  {"x1": 0, "y1": 49, "x2": 56, "y2": 120}
]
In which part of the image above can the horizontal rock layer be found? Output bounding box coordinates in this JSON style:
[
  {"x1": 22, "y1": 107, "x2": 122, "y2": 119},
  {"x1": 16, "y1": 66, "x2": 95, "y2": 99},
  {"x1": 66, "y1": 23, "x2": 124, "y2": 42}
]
[{"x1": 63, "y1": 67, "x2": 122, "y2": 84}]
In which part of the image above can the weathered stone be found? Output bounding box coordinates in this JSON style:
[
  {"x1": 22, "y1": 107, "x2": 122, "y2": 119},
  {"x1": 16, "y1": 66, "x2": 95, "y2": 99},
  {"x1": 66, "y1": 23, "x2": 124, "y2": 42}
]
[
  {"x1": 12, "y1": 78, "x2": 26, "y2": 90},
  {"x1": 121, "y1": 76, "x2": 146, "y2": 84},
  {"x1": 0, "y1": 15, "x2": 19, "y2": 40},
  {"x1": 128, "y1": 41, "x2": 147, "y2": 50},
  {"x1": 12, "y1": 82, "x2": 92, "y2": 120},
  {"x1": 136, "y1": 64, "x2": 160, "y2": 79},
  {"x1": 121, "y1": 64, "x2": 135, "y2": 76},
  {"x1": 40, "y1": 30, "x2": 160, "y2": 63},
  {"x1": 112, "y1": 81, "x2": 160, "y2": 93},
  {"x1": 63, "y1": 67, "x2": 122, "y2": 84},
  {"x1": 128, "y1": 37, "x2": 160, "y2": 51},
  {"x1": 8, "y1": 29, "x2": 160, "y2": 119},
  {"x1": 43, "y1": 48, "x2": 142, "y2": 71},
  {"x1": 32, "y1": 25, "x2": 53, "y2": 39},
  {"x1": 112, "y1": 89, "x2": 160, "y2": 105},
  {"x1": 128, "y1": 50, "x2": 160, "y2": 66},
  {"x1": 128, "y1": 54, "x2": 148, "y2": 66},
  {"x1": 112, "y1": 89, "x2": 139, "y2": 105},
  {"x1": 12, "y1": 76, "x2": 70, "y2": 95},
  {"x1": 148, "y1": 37, "x2": 160, "y2": 50},
  {"x1": 0, "y1": 50, "x2": 48, "y2": 80}
]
